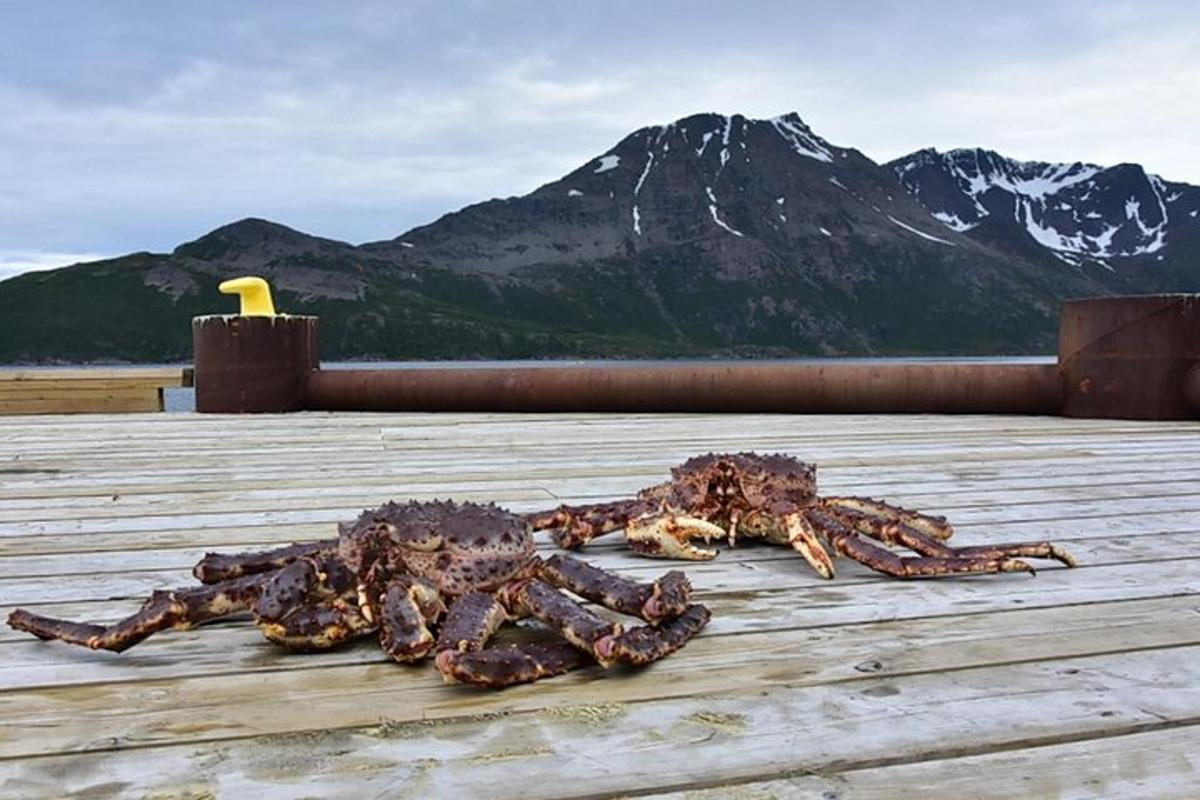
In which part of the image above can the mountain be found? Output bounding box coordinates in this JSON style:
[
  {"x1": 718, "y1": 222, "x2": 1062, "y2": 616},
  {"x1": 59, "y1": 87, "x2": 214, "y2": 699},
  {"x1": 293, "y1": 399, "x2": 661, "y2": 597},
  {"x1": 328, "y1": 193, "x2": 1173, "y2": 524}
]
[
  {"x1": 1, "y1": 112, "x2": 1196, "y2": 363},
  {"x1": 888, "y1": 148, "x2": 1200, "y2": 288}
]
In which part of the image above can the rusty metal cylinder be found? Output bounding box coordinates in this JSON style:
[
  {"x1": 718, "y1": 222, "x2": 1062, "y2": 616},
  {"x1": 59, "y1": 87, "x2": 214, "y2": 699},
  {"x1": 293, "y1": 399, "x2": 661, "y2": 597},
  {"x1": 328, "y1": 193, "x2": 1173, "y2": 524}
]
[
  {"x1": 1059, "y1": 294, "x2": 1200, "y2": 420},
  {"x1": 1187, "y1": 364, "x2": 1200, "y2": 415},
  {"x1": 193, "y1": 315, "x2": 318, "y2": 413},
  {"x1": 304, "y1": 362, "x2": 1063, "y2": 415}
]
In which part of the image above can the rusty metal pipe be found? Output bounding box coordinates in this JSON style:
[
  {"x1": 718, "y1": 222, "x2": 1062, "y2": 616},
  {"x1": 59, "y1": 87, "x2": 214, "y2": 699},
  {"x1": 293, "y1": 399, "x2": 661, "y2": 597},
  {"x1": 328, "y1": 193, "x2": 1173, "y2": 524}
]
[
  {"x1": 304, "y1": 362, "x2": 1064, "y2": 415},
  {"x1": 190, "y1": 293, "x2": 1199, "y2": 419}
]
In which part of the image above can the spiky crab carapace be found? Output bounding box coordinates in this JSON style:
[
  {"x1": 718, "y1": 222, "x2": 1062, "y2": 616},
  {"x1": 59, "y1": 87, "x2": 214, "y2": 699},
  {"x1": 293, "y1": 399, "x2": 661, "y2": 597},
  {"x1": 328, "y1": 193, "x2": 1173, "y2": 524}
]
[
  {"x1": 527, "y1": 453, "x2": 1076, "y2": 579},
  {"x1": 8, "y1": 501, "x2": 709, "y2": 688}
]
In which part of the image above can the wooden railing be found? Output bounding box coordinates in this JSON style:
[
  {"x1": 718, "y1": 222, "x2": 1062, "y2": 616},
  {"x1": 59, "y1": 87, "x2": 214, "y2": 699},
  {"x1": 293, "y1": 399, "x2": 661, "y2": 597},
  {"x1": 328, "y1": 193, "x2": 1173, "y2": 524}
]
[{"x1": 0, "y1": 367, "x2": 193, "y2": 415}]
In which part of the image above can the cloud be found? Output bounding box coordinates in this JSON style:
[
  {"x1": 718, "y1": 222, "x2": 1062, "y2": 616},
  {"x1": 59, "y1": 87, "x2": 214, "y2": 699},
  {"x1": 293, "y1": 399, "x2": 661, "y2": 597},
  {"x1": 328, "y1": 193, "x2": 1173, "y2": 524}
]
[
  {"x1": 850, "y1": 25, "x2": 1200, "y2": 177},
  {"x1": 0, "y1": 0, "x2": 1196, "y2": 270}
]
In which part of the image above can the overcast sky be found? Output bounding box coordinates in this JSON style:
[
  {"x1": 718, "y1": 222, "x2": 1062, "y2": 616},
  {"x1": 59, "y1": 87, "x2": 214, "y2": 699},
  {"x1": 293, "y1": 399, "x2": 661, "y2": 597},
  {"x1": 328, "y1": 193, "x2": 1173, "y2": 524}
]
[{"x1": 2, "y1": 0, "x2": 1198, "y2": 280}]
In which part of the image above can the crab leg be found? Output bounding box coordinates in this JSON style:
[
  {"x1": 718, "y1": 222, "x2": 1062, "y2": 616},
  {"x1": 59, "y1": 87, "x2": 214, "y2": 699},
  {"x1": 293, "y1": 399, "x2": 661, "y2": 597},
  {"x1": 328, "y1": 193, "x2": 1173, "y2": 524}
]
[
  {"x1": 503, "y1": 579, "x2": 621, "y2": 658},
  {"x1": 821, "y1": 505, "x2": 1076, "y2": 568},
  {"x1": 525, "y1": 499, "x2": 657, "y2": 548},
  {"x1": 538, "y1": 553, "x2": 693, "y2": 622},
  {"x1": 604, "y1": 605, "x2": 712, "y2": 665},
  {"x1": 251, "y1": 557, "x2": 375, "y2": 651},
  {"x1": 375, "y1": 576, "x2": 446, "y2": 662},
  {"x1": 505, "y1": 578, "x2": 712, "y2": 668},
  {"x1": 193, "y1": 538, "x2": 338, "y2": 583},
  {"x1": 434, "y1": 591, "x2": 590, "y2": 688},
  {"x1": 806, "y1": 511, "x2": 1036, "y2": 577},
  {"x1": 820, "y1": 497, "x2": 954, "y2": 541},
  {"x1": 255, "y1": 603, "x2": 376, "y2": 651},
  {"x1": 936, "y1": 541, "x2": 1076, "y2": 566},
  {"x1": 7, "y1": 573, "x2": 269, "y2": 652},
  {"x1": 437, "y1": 591, "x2": 509, "y2": 654},
  {"x1": 437, "y1": 640, "x2": 590, "y2": 688}
]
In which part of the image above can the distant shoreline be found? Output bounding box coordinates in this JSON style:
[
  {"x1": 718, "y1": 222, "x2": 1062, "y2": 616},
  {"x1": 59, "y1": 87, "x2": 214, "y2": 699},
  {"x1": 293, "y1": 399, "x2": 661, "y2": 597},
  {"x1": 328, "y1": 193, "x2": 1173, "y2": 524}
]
[{"x1": 2, "y1": 355, "x2": 1058, "y2": 370}]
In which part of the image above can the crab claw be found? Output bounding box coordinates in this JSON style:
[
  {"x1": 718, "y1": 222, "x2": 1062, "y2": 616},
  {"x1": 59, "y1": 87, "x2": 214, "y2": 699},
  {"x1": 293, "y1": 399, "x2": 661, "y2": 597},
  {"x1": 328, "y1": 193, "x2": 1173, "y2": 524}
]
[
  {"x1": 784, "y1": 512, "x2": 836, "y2": 579},
  {"x1": 624, "y1": 514, "x2": 727, "y2": 560}
]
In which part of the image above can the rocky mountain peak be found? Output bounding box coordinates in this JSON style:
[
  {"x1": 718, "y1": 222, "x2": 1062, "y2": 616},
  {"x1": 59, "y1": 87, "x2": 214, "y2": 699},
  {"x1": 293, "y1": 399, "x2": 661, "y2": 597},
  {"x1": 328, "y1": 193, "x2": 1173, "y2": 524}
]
[
  {"x1": 173, "y1": 217, "x2": 355, "y2": 262},
  {"x1": 506, "y1": 109, "x2": 956, "y2": 263},
  {"x1": 890, "y1": 148, "x2": 1200, "y2": 267}
]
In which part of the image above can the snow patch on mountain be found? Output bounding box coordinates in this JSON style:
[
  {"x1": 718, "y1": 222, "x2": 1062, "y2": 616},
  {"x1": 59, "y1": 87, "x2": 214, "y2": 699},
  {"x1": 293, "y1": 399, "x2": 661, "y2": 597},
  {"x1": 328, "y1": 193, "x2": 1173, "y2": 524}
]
[
  {"x1": 631, "y1": 150, "x2": 656, "y2": 236},
  {"x1": 706, "y1": 186, "x2": 744, "y2": 237},
  {"x1": 594, "y1": 155, "x2": 620, "y2": 173},
  {"x1": 888, "y1": 216, "x2": 955, "y2": 246},
  {"x1": 770, "y1": 114, "x2": 834, "y2": 163},
  {"x1": 891, "y1": 147, "x2": 1192, "y2": 263},
  {"x1": 932, "y1": 211, "x2": 976, "y2": 232}
]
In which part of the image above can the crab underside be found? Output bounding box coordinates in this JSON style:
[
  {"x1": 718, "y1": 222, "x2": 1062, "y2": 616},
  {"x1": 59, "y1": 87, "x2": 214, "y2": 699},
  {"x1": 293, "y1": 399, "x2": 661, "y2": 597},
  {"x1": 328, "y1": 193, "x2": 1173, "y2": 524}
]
[
  {"x1": 527, "y1": 453, "x2": 1076, "y2": 579},
  {"x1": 8, "y1": 501, "x2": 709, "y2": 689}
]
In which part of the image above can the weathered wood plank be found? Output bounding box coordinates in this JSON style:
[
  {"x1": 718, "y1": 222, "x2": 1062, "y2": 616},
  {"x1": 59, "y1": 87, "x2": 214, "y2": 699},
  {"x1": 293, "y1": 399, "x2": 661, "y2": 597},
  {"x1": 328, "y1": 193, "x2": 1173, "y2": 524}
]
[
  {"x1": 0, "y1": 390, "x2": 162, "y2": 415},
  {"x1": 4, "y1": 448, "x2": 1197, "y2": 515},
  {"x1": 4, "y1": 556, "x2": 1197, "y2": 663},
  {"x1": 7, "y1": 431, "x2": 1198, "y2": 469},
  {"x1": 5, "y1": 408, "x2": 1190, "y2": 432},
  {"x1": 0, "y1": 522, "x2": 1186, "y2": 603},
  {"x1": 1, "y1": 501, "x2": 1192, "y2": 561},
  {"x1": 3, "y1": 468, "x2": 1199, "y2": 524},
  {"x1": 2, "y1": 518, "x2": 1189, "y2": 583},
  {"x1": 2, "y1": 409, "x2": 1194, "y2": 447},
  {"x1": 0, "y1": 367, "x2": 187, "y2": 383},
  {"x1": 642, "y1": 726, "x2": 1200, "y2": 800},
  {"x1": 1, "y1": 646, "x2": 1196, "y2": 797},
  {"x1": 0, "y1": 368, "x2": 186, "y2": 415},
  {"x1": 0, "y1": 450, "x2": 1195, "y2": 507},
  {"x1": 0, "y1": 585, "x2": 1192, "y2": 694},
  {"x1": 2, "y1": 490, "x2": 1193, "y2": 538}
]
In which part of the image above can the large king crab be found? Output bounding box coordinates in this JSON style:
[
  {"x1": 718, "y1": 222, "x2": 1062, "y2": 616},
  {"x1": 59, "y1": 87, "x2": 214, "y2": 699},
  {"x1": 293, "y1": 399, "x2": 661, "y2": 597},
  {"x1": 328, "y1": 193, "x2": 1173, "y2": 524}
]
[
  {"x1": 8, "y1": 500, "x2": 709, "y2": 688},
  {"x1": 528, "y1": 453, "x2": 1076, "y2": 579}
]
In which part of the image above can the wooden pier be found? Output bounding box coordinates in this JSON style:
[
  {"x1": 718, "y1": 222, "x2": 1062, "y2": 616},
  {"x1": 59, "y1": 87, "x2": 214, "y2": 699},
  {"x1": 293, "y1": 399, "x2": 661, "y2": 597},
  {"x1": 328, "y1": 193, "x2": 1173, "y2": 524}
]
[
  {"x1": 1, "y1": 410, "x2": 1198, "y2": 798},
  {"x1": 0, "y1": 367, "x2": 191, "y2": 415}
]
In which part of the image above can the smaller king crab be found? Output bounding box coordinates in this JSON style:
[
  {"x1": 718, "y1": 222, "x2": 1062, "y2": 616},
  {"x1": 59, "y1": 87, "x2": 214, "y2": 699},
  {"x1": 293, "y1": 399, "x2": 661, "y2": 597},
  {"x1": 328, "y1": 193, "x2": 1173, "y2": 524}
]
[
  {"x1": 8, "y1": 501, "x2": 709, "y2": 688},
  {"x1": 528, "y1": 453, "x2": 1076, "y2": 579}
]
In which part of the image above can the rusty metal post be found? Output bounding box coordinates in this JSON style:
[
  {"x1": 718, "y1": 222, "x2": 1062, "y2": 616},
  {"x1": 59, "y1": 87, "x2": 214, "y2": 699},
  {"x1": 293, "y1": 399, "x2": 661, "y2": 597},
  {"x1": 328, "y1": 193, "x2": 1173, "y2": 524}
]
[
  {"x1": 1059, "y1": 294, "x2": 1200, "y2": 420},
  {"x1": 192, "y1": 315, "x2": 317, "y2": 413},
  {"x1": 1186, "y1": 364, "x2": 1200, "y2": 415}
]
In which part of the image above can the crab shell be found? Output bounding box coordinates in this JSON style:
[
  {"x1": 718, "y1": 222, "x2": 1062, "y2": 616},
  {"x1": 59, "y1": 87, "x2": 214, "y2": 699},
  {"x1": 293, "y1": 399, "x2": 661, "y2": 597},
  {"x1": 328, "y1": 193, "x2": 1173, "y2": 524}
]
[
  {"x1": 649, "y1": 453, "x2": 818, "y2": 521},
  {"x1": 338, "y1": 501, "x2": 538, "y2": 613}
]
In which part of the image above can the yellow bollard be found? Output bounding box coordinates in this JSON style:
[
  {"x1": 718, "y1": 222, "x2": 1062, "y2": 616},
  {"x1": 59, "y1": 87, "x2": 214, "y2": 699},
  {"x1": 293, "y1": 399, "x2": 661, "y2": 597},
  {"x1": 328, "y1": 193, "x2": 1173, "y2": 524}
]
[{"x1": 218, "y1": 276, "x2": 278, "y2": 317}]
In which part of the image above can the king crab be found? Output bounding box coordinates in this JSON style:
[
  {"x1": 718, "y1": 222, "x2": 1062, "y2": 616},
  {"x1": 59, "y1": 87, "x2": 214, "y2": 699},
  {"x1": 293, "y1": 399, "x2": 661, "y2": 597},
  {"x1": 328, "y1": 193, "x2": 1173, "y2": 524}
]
[
  {"x1": 8, "y1": 500, "x2": 710, "y2": 688},
  {"x1": 527, "y1": 453, "x2": 1076, "y2": 579}
]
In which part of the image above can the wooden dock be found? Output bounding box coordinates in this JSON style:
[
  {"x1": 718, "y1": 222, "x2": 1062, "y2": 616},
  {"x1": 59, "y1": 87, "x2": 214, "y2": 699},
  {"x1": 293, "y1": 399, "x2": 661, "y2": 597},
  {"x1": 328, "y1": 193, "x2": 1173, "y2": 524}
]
[
  {"x1": 0, "y1": 411, "x2": 1198, "y2": 798},
  {"x1": 0, "y1": 367, "x2": 192, "y2": 415}
]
